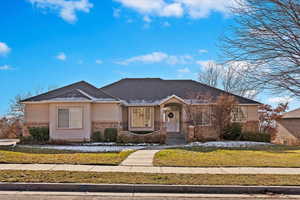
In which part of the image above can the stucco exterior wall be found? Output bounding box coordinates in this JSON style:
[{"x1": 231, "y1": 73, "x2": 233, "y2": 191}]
[
  {"x1": 243, "y1": 105, "x2": 259, "y2": 121},
  {"x1": 273, "y1": 121, "x2": 300, "y2": 145},
  {"x1": 49, "y1": 102, "x2": 92, "y2": 142},
  {"x1": 25, "y1": 104, "x2": 49, "y2": 123},
  {"x1": 92, "y1": 103, "x2": 121, "y2": 122}
]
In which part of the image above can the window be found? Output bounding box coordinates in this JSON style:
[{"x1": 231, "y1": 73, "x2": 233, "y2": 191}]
[
  {"x1": 131, "y1": 107, "x2": 152, "y2": 128},
  {"x1": 194, "y1": 106, "x2": 211, "y2": 126},
  {"x1": 232, "y1": 106, "x2": 247, "y2": 122},
  {"x1": 58, "y1": 107, "x2": 83, "y2": 129}
]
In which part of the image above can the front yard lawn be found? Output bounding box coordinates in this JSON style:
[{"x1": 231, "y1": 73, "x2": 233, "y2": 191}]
[
  {"x1": 0, "y1": 146, "x2": 133, "y2": 165},
  {"x1": 154, "y1": 145, "x2": 300, "y2": 167},
  {"x1": 1, "y1": 170, "x2": 300, "y2": 186}
]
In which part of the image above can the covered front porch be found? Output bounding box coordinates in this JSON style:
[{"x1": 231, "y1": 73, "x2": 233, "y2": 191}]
[{"x1": 120, "y1": 95, "x2": 188, "y2": 144}]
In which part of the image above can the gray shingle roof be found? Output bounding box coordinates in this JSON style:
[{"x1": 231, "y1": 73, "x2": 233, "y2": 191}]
[
  {"x1": 22, "y1": 78, "x2": 261, "y2": 104},
  {"x1": 101, "y1": 78, "x2": 261, "y2": 104},
  {"x1": 22, "y1": 81, "x2": 119, "y2": 102}
]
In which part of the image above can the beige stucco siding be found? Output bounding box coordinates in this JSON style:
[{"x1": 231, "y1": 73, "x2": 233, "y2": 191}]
[
  {"x1": 25, "y1": 104, "x2": 49, "y2": 123},
  {"x1": 243, "y1": 105, "x2": 259, "y2": 121},
  {"x1": 273, "y1": 121, "x2": 300, "y2": 145},
  {"x1": 92, "y1": 103, "x2": 121, "y2": 122},
  {"x1": 49, "y1": 102, "x2": 91, "y2": 142}
]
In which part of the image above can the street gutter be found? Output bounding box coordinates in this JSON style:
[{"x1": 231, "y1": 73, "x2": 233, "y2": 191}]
[{"x1": 0, "y1": 183, "x2": 300, "y2": 194}]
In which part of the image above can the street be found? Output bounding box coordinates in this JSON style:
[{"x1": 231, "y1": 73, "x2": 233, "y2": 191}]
[{"x1": 1, "y1": 192, "x2": 300, "y2": 200}]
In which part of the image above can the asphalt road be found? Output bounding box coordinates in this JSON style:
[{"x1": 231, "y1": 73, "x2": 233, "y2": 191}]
[{"x1": 1, "y1": 192, "x2": 300, "y2": 200}]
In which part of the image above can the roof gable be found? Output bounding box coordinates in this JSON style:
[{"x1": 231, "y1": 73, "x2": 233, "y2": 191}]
[{"x1": 22, "y1": 81, "x2": 119, "y2": 102}]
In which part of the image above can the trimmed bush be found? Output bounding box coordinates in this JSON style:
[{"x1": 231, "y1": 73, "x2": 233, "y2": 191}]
[
  {"x1": 104, "y1": 128, "x2": 118, "y2": 142},
  {"x1": 28, "y1": 127, "x2": 49, "y2": 142},
  {"x1": 241, "y1": 132, "x2": 271, "y2": 143},
  {"x1": 91, "y1": 131, "x2": 102, "y2": 142},
  {"x1": 223, "y1": 123, "x2": 242, "y2": 140}
]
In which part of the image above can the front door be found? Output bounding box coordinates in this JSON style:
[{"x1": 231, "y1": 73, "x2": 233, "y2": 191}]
[{"x1": 165, "y1": 110, "x2": 180, "y2": 132}]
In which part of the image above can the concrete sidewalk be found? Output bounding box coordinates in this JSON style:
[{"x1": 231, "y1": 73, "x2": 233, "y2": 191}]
[
  {"x1": 120, "y1": 150, "x2": 159, "y2": 166},
  {"x1": 1, "y1": 164, "x2": 300, "y2": 174}
]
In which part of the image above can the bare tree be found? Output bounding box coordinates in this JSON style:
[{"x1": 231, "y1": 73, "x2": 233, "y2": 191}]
[
  {"x1": 259, "y1": 103, "x2": 288, "y2": 133},
  {"x1": 8, "y1": 85, "x2": 58, "y2": 120},
  {"x1": 211, "y1": 94, "x2": 238, "y2": 139},
  {"x1": 198, "y1": 61, "x2": 221, "y2": 88},
  {"x1": 184, "y1": 92, "x2": 238, "y2": 139},
  {"x1": 221, "y1": 62, "x2": 260, "y2": 99},
  {"x1": 221, "y1": 0, "x2": 300, "y2": 97},
  {"x1": 198, "y1": 61, "x2": 261, "y2": 99}
]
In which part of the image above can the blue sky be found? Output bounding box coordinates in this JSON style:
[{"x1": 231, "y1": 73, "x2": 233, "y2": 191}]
[{"x1": 0, "y1": 0, "x2": 298, "y2": 115}]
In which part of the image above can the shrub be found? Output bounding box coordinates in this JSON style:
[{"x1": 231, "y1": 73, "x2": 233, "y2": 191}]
[
  {"x1": 104, "y1": 128, "x2": 118, "y2": 142},
  {"x1": 91, "y1": 131, "x2": 102, "y2": 142},
  {"x1": 241, "y1": 131, "x2": 271, "y2": 143},
  {"x1": 28, "y1": 127, "x2": 49, "y2": 142},
  {"x1": 223, "y1": 123, "x2": 242, "y2": 140}
]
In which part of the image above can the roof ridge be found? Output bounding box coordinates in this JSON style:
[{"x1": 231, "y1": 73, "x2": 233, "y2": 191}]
[{"x1": 21, "y1": 81, "x2": 87, "y2": 102}]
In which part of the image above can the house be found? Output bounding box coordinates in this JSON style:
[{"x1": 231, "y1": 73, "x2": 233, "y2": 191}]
[
  {"x1": 21, "y1": 78, "x2": 260, "y2": 143},
  {"x1": 273, "y1": 108, "x2": 300, "y2": 146}
]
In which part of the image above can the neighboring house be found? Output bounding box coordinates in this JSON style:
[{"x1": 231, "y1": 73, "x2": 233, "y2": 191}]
[
  {"x1": 273, "y1": 108, "x2": 300, "y2": 146},
  {"x1": 21, "y1": 78, "x2": 260, "y2": 143}
]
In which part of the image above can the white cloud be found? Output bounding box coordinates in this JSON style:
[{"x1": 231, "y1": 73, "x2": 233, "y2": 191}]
[
  {"x1": 116, "y1": 52, "x2": 193, "y2": 65},
  {"x1": 113, "y1": 8, "x2": 121, "y2": 18},
  {"x1": 162, "y1": 21, "x2": 171, "y2": 27},
  {"x1": 0, "y1": 42, "x2": 11, "y2": 56},
  {"x1": 95, "y1": 59, "x2": 103, "y2": 64},
  {"x1": 114, "y1": 0, "x2": 183, "y2": 17},
  {"x1": 56, "y1": 52, "x2": 66, "y2": 61},
  {"x1": 28, "y1": 0, "x2": 93, "y2": 23},
  {"x1": 143, "y1": 15, "x2": 152, "y2": 23},
  {"x1": 114, "y1": 0, "x2": 242, "y2": 20},
  {"x1": 196, "y1": 60, "x2": 217, "y2": 69},
  {"x1": 176, "y1": 0, "x2": 240, "y2": 19},
  {"x1": 198, "y1": 49, "x2": 208, "y2": 54},
  {"x1": 268, "y1": 96, "x2": 294, "y2": 104},
  {"x1": 177, "y1": 67, "x2": 190, "y2": 73},
  {"x1": 0, "y1": 65, "x2": 12, "y2": 70}
]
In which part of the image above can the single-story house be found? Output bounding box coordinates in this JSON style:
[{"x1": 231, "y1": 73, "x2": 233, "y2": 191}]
[
  {"x1": 21, "y1": 78, "x2": 261, "y2": 143},
  {"x1": 273, "y1": 108, "x2": 300, "y2": 146}
]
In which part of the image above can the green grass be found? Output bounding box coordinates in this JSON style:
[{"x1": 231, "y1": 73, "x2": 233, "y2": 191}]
[
  {"x1": 1, "y1": 170, "x2": 300, "y2": 185},
  {"x1": 154, "y1": 145, "x2": 300, "y2": 167},
  {"x1": 0, "y1": 146, "x2": 134, "y2": 165}
]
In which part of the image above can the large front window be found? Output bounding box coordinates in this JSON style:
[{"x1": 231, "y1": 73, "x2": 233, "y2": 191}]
[
  {"x1": 232, "y1": 106, "x2": 247, "y2": 122},
  {"x1": 58, "y1": 107, "x2": 83, "y2": 129},
  {"x1": 193, "y1": 106, "x2": 211, "y2": 126},
  {"x1": 131, "y1": 107, "x2": 152, "y2": 128}
]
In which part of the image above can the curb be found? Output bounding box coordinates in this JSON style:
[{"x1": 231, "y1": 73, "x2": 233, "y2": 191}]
[{"x1": 0, "y1": 183, "x2": 300, "y2": 194}]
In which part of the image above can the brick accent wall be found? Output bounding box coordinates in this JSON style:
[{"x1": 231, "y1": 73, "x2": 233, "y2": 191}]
[
  {"x1": 92, "y1": 121, "x2": 120, "y2": 133},
  {"x1": 118, "y1": 127, "x2": 166, "y2": 144},
  {"x1": 23, "y1": 122, "x2": 49, "y2": 137}
]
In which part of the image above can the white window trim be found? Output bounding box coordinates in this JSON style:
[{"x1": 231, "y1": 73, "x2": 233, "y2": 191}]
[
  {"x1": 129, "y1": 107, "x2": 154, "y2": 131},
  {"x1": 197, "y1": 106, "x2": 212, "y2": 127},
  {"x1": 57, "y1": 106, "x2": 84, "y2": 130},
  {"x1": 231, "y1": 106, "x2": 248, "y2": 123}
]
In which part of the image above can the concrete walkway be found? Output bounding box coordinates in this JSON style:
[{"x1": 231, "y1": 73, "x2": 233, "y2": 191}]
[
  {"x1": 120, "y1": 150, "x2": 159, "y2": 166},
  {"x1": 1, "y1": 164, "x2": 300, "y2": 174},
  {"x1": 0, "y1": 139, "x2": 19, "y2": 146}
]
